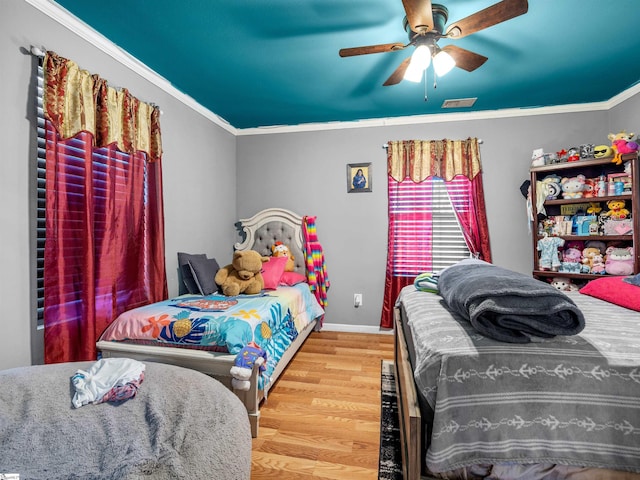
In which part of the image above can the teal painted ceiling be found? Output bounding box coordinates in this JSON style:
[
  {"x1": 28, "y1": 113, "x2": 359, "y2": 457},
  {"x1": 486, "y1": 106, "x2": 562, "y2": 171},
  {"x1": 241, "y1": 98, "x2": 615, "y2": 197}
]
[{"x1": 52, "y1": 0, "x2": 640, "y2": 130}]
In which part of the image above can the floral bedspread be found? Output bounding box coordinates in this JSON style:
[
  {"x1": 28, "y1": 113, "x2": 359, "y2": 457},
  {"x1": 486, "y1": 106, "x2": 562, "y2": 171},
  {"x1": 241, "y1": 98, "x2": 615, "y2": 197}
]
[{"x1": 99, "y1": 284, "x2": 324, "y2": 388}]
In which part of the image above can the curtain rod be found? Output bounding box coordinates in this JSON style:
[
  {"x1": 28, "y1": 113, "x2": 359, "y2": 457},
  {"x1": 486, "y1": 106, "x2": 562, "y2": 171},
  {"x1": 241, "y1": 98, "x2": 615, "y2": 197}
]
[{"x1": 382, "y1": 138, "x2": 484, "y2": 149}]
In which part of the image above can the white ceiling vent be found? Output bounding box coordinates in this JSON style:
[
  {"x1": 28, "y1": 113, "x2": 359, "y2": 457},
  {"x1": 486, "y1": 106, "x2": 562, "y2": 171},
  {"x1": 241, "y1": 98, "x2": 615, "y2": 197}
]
[{"x1": 441, "y1": 98, "x2": 477, "y2": 108}]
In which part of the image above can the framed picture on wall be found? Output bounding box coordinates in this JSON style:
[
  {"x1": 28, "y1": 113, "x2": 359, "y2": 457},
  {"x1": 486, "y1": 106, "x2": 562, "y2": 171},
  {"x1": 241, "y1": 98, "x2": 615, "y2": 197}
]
[{"x1": 347, "y1": 162, "x2": 372, "y2": 193}]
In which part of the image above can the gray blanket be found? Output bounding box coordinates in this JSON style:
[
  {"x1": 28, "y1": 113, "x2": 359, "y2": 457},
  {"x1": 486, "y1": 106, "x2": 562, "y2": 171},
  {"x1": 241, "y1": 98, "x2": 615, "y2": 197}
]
[
  {"x1": 0, "y1": 361, "x2": 251, "y2": 480},
  {"x1": 437, "y1": 259, "x2": 585, "y2": 342}
]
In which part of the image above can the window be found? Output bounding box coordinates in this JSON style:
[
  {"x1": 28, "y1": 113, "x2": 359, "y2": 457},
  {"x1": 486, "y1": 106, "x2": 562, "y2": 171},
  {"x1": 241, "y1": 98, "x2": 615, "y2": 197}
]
[
  {"x1": 36, "y1": 66, "x2": 152, "y2": 330},
  {"x1": 388, "y1": 175, "x2": 471, "y2": 276},
  {"x1": 382, "y1": 138, "x2": 490, "y2": 328},
  {"x1": 35, "y1": 68, "x2": 154, "y2": 329}
]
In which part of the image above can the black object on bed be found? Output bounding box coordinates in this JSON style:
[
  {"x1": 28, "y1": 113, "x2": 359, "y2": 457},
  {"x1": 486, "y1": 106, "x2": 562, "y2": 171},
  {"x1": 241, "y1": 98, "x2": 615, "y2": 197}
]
[
  {"x1": 0, "y1": 361, "x2": 252, "y2": 480},
  {"x1": 438, "y1": 259, "x2": 585, "y2": 342}
]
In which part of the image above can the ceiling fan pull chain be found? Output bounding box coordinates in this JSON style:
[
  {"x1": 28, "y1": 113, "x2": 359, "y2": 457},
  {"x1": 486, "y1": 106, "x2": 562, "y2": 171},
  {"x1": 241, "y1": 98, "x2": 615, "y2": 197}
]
[{"x1": 423, "y1": 68, "x2": 428, "y2": 102}]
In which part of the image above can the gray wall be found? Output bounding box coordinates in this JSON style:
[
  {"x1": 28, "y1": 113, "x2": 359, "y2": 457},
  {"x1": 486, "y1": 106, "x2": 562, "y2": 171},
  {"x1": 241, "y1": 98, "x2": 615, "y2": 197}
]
[
  {"x1": 237, "y1": 103, "x2": 638, "y2": 329},
  {"x1": 1, "y1": 1, "x2": 237, "y2": 370},
  {"x1": 2, "y1": 0, "x2": 638, "y2": 369}
]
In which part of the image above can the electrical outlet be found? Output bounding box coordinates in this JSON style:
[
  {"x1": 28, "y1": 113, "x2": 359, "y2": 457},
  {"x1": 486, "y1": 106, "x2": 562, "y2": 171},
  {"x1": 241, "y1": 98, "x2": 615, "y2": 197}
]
[{"x1": 354, "y1": 293, "x2": 363, "y2": 307}]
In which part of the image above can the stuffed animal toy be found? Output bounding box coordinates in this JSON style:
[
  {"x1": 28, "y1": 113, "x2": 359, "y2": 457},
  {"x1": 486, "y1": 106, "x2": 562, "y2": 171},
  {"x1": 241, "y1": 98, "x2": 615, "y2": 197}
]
[
  {"x1": 550, "y1": 277, "x2": 578, "y2": 292},
  {"x1": 586, "y1": 202, "x2": 602, "y2": 215},
  {"x1": 271, "y1": 241, "x2": 295, "y2": 272},
  {"x1": 590, "y1": 253, "x2": 606, "y2": 274},
  {"x1": 608, "y1": 131, "x2": 639, "y2": 165},
  {"x1": 605, "y1": 246, "x2": 634, "y2": 276},
  {"x1": 561, "y1": 175, "x2": 586, "y2": 199},
  {"x1": 562, "y1": 246, "x2": 582, "y2": 263},
  {"x1": 230, "y1": 343, "x2": 267, "y2": 391},
  {"x1": 601, "y1": 199, "x2": 630, "y2": 220},
  {"x1": 567, "y1": 147, "x2": 580, "y2": 162},
  {"x1": 540, "y1": 174, "x2": 562, "y2": 200},
  {"x1": 215, "y1": 250, "x2": 269, "y2": 296},
  {"x1": 581, "y1": 247, "x2": 602, "y2": 272},
  {"x1": 583, "y1": 178, "x2": 599, "y2": 198},
  {"x1": 593, "y1": 145, "x2": 613, "y2": 158},
  {"x1": 531, "y1": 148, "x2": 545, "y2": 167}
]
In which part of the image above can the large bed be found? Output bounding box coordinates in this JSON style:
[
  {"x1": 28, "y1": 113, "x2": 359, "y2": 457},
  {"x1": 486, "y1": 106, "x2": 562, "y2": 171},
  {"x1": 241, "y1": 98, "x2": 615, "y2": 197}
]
[
  {"x1": 96, "y1": 208, "x2": 327, "y2": 437},
  {"x1": 394, "y1": 260, "x2": 640, "y2": 480}
]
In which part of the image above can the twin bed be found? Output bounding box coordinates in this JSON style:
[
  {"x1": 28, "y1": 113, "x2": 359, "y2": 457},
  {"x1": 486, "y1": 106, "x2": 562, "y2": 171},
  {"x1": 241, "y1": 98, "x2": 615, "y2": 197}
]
[
  {"x1": 96, "y1": 208, "x2": 326, "y2": 437},
  {"x1": 394, "y1": 260, "x2": 640, "y2": 480}
]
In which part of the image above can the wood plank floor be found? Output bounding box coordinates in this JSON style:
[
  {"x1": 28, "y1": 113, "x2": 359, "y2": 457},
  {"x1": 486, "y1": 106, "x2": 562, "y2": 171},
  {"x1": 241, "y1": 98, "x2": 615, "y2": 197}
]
[{"x1": 251, "y1": 330, "x2": 395, "y2": 479}]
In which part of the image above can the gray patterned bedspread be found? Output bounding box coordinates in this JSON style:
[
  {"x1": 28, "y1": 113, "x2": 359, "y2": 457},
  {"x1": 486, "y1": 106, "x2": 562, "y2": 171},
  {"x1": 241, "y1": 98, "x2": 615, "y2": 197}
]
[{"x1": 397, "y1": 286, "x2": 640, "y2": 474}]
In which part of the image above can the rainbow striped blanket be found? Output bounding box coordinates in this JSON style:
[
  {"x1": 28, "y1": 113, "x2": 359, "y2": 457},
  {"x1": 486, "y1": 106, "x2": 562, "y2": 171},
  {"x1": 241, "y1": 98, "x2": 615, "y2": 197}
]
[{"x1": 303, "y1": 215, "x2": 329, "y2": 311}]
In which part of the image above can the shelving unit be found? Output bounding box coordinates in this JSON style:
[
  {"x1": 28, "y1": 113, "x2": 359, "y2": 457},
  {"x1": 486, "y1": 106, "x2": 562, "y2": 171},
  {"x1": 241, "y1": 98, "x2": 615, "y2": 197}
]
[{"x1": 529, "y1": 153, "x2": 639, "y2": 281}]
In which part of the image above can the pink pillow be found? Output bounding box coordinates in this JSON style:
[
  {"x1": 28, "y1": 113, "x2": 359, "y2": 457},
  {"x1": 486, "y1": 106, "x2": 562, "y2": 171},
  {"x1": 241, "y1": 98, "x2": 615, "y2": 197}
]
[
  {"x1": 280, "y1": 271, "x2": 307, "y2": 286},
  {"x1": 579, "y1": 276, "x2": 640, "y2": 311},
  {"x1": 261, "y1": 256, "x2": 288, "y2": 290}
]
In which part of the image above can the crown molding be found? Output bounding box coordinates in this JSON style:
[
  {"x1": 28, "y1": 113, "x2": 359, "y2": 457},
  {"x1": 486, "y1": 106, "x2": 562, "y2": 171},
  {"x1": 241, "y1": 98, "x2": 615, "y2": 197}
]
[{"x1": 237, "y1": 84, "x2": 640, "y2": 136}]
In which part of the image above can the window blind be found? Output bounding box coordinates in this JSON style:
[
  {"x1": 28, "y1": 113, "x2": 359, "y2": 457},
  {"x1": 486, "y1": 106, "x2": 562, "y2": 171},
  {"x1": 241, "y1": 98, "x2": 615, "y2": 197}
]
[{"x1": 389, "y1": 176, "x2": 471, "y2": 276}]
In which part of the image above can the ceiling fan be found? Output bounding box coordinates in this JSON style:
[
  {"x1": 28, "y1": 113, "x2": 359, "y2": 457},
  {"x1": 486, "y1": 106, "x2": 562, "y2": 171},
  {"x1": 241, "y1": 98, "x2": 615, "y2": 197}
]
[{"x1": 339, "y1": 0, "x2": 528, "y2": 86}]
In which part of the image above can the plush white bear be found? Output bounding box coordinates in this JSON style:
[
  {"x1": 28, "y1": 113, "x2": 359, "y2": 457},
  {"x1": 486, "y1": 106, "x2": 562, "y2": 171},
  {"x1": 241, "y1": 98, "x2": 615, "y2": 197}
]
[{"x1": 560, "y1": 174, "x2": 586, "y2": 199}]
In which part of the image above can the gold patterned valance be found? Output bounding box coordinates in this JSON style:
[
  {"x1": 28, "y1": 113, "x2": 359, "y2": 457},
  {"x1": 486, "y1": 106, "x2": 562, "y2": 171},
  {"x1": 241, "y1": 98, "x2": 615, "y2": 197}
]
[
  {"x1": 43, "y1": 51, "x2": 162, "y2": 162},
  {"x1": 387, "y1": 138, "x2": 482, "y2": 182}
]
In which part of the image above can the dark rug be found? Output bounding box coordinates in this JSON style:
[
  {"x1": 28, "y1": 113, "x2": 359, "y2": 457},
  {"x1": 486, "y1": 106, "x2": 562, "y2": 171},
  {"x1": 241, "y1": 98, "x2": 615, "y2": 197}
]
[{"x1": 378, "y1": 360, "x2": 403, "y2": 480}]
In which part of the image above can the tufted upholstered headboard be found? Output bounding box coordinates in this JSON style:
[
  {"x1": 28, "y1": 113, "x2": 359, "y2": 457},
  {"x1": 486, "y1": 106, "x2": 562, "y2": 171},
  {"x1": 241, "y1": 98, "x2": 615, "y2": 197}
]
[{"x1": 234, "y1": 208, "x2": 306, "y2": 275}]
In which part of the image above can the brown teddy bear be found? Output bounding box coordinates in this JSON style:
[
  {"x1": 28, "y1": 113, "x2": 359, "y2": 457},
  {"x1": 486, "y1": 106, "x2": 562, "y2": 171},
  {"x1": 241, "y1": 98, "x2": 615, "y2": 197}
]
[
  {"x1": 215, "y1": 250, "x2": 269, "y2": 296},
  {"x1": 271, "y1": 241, "x2": 295, "y2": 272}
]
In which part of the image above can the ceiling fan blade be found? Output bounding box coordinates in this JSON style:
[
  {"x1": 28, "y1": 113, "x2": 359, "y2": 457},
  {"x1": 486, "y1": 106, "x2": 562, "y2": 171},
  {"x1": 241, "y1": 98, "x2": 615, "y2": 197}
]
[
  {"x1": 402, "y1": 0, "x2": 434, "y2": 34},
  {"x1": 442, "y1": 45, "x2": 488, "y2": 72},
  {"x1": 446, "y1": 0, "x2": 528, "y2": 39},
  {"x1": 339, "y1": 43, "x2": 406, "y2": 57},
  {"x1": 383, "y1": 57, "x2": 412, "y2": 86}
]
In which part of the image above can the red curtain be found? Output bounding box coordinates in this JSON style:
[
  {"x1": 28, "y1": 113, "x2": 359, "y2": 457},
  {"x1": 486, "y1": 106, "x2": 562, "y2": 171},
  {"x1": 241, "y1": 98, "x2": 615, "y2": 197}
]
[
  {"x1": 43, "y1": 51, "x2": 166, "y2": 363},
  {"x1": 44, "y1": 123, "x2": 167, "y2": 363},
  {"x1": 380, "y1": 139, "x2": 491, "y2": 329},
  {"x1": 446, "y1": 175, "x2": 492, "y2": 262},
  {"x1": 380, "y1": 180, "x2": 433, "y2": 328}
]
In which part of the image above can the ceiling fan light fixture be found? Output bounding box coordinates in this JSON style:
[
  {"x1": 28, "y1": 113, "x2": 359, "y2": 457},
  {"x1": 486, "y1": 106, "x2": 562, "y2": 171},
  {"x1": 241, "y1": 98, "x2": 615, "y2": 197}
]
[
  {"x1": 411, "y1": 44, "x2": 432, "y2": 70},
  {"x1": 403, "y1": 44, "x2": 431, "y2": 82},
  {"x1": 403, "y1": 62, "x2": 424, "y2": 83},
  {"x1": 433, "y1": 49, "x2": 456, "y2": 76}
]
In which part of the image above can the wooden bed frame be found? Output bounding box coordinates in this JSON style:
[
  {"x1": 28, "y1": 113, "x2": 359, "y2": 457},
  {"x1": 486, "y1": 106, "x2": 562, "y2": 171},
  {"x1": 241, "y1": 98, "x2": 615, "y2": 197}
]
[
  {"x1": 97, "y1": 207, "x2": 320, "y2": 437},
  {"x1": 393, "y1": 305, "x2": 426, "y2": 480}
]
